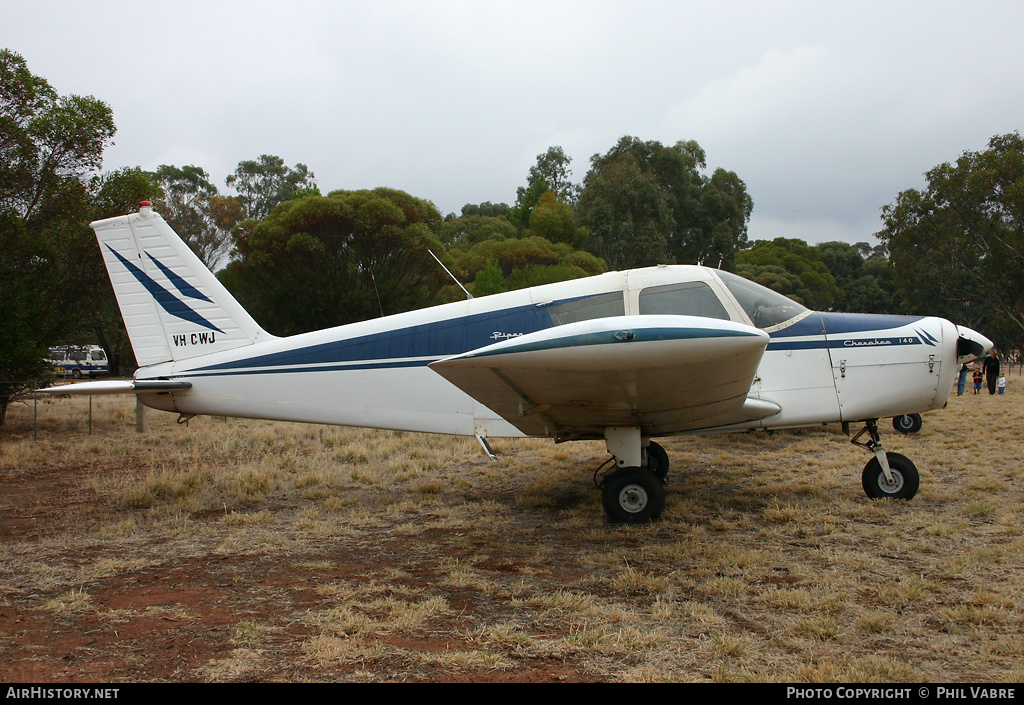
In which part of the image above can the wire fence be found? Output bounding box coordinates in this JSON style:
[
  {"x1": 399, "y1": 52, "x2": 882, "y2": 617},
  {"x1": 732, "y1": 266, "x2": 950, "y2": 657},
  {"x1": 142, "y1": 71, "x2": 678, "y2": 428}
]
[{"x1": 2, "y1": 381, "x2": 148, "y2": 440}]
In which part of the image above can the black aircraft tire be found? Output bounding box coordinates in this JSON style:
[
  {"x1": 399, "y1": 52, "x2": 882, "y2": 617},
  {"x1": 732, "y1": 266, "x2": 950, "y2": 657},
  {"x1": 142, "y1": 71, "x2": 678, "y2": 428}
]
[
  {"x1": 602, "y1": 468, "x2": 665, "y2": 524},
  {"x1": 892, "y1": 413, "x2": 923, "y2": 434},
  {"x1": 862, "y1": 452, "x2": 920, "y2": 500},
  {"x1": 646, "y1": 441, "x2": 670, "y2": 481}
]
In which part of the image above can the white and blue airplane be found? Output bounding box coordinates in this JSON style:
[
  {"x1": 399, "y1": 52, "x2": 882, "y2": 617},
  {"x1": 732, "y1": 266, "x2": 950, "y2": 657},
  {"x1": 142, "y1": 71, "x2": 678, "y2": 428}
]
[{"x1": 45, "y1": 203, "x2": 992, "y2": 523}]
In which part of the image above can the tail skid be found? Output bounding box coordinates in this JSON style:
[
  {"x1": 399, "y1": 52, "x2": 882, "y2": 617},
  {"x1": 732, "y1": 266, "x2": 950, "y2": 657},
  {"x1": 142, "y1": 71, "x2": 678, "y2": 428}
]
[{"x1": 92, "y1": 203, "x2": 273, "y2": 367}]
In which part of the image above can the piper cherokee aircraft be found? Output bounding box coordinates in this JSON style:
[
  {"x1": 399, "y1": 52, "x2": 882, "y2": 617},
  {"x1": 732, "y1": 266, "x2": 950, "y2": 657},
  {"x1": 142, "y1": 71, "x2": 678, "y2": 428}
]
[{"x1": 43, "y1": 203, "x2": 993, "y2": 523}]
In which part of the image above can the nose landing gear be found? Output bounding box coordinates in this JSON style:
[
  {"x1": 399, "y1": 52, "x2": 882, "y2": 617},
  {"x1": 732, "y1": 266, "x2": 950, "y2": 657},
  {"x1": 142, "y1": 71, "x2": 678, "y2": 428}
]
[{"x1": 850, "y1": 419, "x2": 920, "y2": 500}]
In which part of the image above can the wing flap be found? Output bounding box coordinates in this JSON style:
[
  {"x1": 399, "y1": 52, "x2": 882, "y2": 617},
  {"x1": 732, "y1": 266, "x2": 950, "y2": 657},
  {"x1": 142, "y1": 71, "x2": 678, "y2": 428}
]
[{"x1": 430, "y1": 315, "x2": 776, "y2": 437}]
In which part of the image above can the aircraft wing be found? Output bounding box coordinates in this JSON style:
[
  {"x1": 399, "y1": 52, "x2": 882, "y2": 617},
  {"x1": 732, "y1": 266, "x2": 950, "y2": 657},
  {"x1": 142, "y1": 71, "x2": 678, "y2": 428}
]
[{"x1": 429, "y1": 315, "x2": 779, "y2": 438}]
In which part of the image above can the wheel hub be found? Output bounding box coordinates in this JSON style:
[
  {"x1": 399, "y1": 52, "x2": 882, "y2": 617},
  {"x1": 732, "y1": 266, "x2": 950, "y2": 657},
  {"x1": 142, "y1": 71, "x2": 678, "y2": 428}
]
[
  {"x1": 878, "y1": 469, "x2": 905, "y2": 493},
  {"x1": 618, "y1": 484, "x2": 649, "y2": 513}
]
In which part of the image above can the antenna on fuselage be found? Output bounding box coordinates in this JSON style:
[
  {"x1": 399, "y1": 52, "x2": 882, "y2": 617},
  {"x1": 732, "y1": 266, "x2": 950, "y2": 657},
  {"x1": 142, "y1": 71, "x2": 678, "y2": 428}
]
[
  {"x1": 428, "y1": 249, "x2": 473, "y2": 299},
  {"x1": 370, "y1": 271, "x2": 384, "y2": 317}
]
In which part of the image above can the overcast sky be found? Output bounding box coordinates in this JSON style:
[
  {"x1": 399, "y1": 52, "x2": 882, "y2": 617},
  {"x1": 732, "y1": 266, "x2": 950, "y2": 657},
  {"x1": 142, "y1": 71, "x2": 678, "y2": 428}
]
[{"x1": 4, "y1": 0, "x2": 1023, "y2": 245}]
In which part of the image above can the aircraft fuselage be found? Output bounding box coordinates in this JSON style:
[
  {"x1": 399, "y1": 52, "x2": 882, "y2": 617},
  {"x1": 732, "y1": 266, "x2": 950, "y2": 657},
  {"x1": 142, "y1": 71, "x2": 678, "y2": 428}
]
[{"x1": 134, "y1": 264, "x2": 965, "y2": 441}]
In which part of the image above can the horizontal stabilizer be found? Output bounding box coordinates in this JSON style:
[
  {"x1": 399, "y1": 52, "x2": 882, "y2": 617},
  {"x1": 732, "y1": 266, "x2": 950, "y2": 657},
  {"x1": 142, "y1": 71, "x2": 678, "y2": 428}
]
[{"x1": 38, "y1": 380, "x2": 192, "y2": 396}]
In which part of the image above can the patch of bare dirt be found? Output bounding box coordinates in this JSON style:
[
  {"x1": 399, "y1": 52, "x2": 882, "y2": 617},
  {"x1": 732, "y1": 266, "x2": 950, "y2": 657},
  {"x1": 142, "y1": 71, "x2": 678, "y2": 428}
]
[
  {"x1": 4, "y1": 390, "x2": 1023, "y2": 684},
  {"x1": 0, "y1": 457, "x2": 597, "y2": 683}
]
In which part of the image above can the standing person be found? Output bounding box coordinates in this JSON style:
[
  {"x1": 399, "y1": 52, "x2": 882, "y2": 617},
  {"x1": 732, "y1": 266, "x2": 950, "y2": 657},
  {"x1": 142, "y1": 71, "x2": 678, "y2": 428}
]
[
  {"x1": 998, "y1": 374, "x2": 1007, "y2": 395},
  {"x1": 958, "y1": 363, "x2": 970, "y2": 395},
  {"x1": 973, "y1": 366, "x2": 983, "y2": 394},
  {"x1": 983, "y1": 349, "x2": 1000, "y2": 395}
]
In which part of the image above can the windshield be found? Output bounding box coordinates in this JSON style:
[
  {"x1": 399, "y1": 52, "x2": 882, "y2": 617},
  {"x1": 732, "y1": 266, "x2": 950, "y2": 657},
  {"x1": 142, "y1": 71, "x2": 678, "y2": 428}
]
[{"x1": 715, "y1": 270, "x2": 808, "y2": 330}]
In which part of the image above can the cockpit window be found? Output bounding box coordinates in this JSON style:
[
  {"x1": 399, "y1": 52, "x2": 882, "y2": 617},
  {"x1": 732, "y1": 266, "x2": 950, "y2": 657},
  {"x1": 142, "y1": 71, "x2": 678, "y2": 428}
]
[
  {"x1": 715, "y1": 270, "x2": 808, "y2": 330},
  {"x1": 638, "y1": 281, "x2": 730, "y2": 320},
  {"x1": 547, "y1": 292, "x2": 625, "y2": 325}
]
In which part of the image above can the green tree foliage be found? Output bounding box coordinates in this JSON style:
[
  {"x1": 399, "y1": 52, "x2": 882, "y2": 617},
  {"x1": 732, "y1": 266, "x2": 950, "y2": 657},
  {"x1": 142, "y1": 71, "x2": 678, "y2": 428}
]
[
  {"x1": 815, "y1": 241, "x2": 865, "y2": 285},
  {"x1": 148, "y1": 164, "x2": 234, "y2": 270},
  {"x1": 439, "y1": 213, "x2": 516, "y2": 248},
  {"x1": 219, "y1": 188, "x2": 450, "y2": 335},
  {"x1": 505, "y1": 176, "x2": 550, "y2": 233},
  {"x1": 471, "y1": 258, "x2": 505, "y2": 297},
  {"x1": 734, "y1": 238, "x2": 840, "y2": 310},
  {"x1": 0, "y1": 49, "x2": 116, "y2": 422},
  {"x1": 878, "y1": 133, "x2": 1024, "y2": 337},
  {"x1": 89, "y1": 167, "x2": 156, "y2": 220},
  {"x1": 524, "y1": 146, "x2": 580, "y2": 207},
  {"x1": 815, "y1": 240, "x2": 894, "y2": 313},
  {"x1": 527, "y1": 190, "x2": 587, "y2": 248},
  {"x1": 701, "y1": 168, "x2": 754, "y2": 267},
  {"x1": 575, "y1": 152, "x2": 672, "y2": 269},
  {"x1": 225, "y1": 154, "x2": 317, "y2": 221},
  {"x1": 451, "y1": 235, "x2": 605, "y2": 295},
  {"x1": 506, "y1": 146, "x2": 581, "y2": 232},
  {"x1": 459, "y1": 201, "x2": 509, "y2": 218},
  {"x1": 576, "y1": 136, "x2": 752, "y2": 271}
]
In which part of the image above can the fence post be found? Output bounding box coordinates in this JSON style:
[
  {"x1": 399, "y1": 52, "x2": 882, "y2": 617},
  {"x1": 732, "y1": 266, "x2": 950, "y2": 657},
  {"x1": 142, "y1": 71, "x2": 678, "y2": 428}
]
[{"x1": 33, "y1": 382, "x2": 38, "y2": 442}]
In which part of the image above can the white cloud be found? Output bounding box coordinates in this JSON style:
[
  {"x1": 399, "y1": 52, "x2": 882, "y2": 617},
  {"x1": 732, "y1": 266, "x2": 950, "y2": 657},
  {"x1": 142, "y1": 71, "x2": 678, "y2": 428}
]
[
  {"x1": 5, "y1": 0, "x2": 1024, "y2": 241},
  {"x1": 748, "y1": 213, "x2": 885, "y2": 247},
  {"x1": 666, "y1": 45, "x2": 839, "y2": 143}
]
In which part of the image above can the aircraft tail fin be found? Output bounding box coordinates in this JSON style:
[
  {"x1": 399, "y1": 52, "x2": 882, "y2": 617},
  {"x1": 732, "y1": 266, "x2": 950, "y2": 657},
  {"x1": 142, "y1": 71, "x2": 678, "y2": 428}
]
[{"x1": 91, "y1": 203, "x2": 273, "y2": 367}]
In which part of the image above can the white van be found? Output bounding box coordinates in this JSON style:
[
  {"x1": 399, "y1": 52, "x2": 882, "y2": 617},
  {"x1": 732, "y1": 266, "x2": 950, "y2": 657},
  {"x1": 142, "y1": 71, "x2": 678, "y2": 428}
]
[{"x1": 47, "y1": 345, "x2": 110, "y2": 378}]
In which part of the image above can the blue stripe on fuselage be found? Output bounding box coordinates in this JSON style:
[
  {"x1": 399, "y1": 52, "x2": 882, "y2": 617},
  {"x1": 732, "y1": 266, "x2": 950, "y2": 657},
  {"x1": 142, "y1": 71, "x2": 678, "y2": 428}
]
[
  {"x1": 174, "y1": 306, "x2": 933, "y2": 377},
  {"x1": 177, "y1": 359, "x2": 429, "y2": 377},
  {"x1": 769, "y1": 312, "x2": 924, "y2": 338},
  {"x1": 766, "y1": 312, "x2": 928, "y2": 351},
  {"x1": 189, "y1": 302, "x2": 556, "y2": 373},
  {"x1": 817, "y1": 312, "x2": 925, "y2": 334}
]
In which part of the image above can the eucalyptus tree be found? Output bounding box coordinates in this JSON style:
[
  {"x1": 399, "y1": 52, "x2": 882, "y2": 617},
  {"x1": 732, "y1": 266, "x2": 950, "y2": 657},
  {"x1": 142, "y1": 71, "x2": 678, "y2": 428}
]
[
  {"x1": 0, "y1": 49, "x2": 116, "y2": 421},
  {"x1": 218, "y1": 188, "x2": 449, "y2": 335},
  {"x1": 878, "y1": 133, "x2": 1024, "y2": 337},
  {"x1": 507, "y1": 146, "x2": 580, "y2": 232},
  {"x1": 148, "y1": 164, "x2": 234, "y2": 270},
  {"x1": 226, "y1": 154, "x2": 317, "y2": 221},
  {"x1": 576, "y1": 136, "x2": 752, "y2": 271}
]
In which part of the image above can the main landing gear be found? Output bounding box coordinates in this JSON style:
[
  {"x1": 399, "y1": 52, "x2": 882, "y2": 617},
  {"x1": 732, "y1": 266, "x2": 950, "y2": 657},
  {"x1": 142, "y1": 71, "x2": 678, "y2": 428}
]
[
  {"x1": 850, "y1": 419, "x2": 920, "y2": 500},
  {"x1": 594, "y1": 420, "x2": 921, "y2": 521},
  {"x1": 596, "y1": 427, "x2": 667, "y2": 523}
]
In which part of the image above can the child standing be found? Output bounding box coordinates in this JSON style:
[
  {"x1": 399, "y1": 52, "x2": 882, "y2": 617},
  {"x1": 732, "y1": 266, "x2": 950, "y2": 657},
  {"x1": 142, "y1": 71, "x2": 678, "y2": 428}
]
[
  {"x1": 973, "y1": 367, "x2": 983, "y2": 394},
  {"x1": 998, "y1": 375, "x2": 1006, "y2": 395}
]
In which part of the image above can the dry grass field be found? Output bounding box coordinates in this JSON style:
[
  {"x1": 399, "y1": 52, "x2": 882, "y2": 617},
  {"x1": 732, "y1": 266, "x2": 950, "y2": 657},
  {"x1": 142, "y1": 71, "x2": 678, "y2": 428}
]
[{"x1": 1, "y1": 384, "x2": 1022, "y2": 683}]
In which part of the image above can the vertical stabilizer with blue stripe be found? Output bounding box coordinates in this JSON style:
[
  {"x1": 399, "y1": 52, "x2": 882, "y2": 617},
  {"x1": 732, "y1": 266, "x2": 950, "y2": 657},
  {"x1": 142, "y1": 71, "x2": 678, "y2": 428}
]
[{"x1": 91, "y1": 204, "x2": 273, "y2": 366}]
